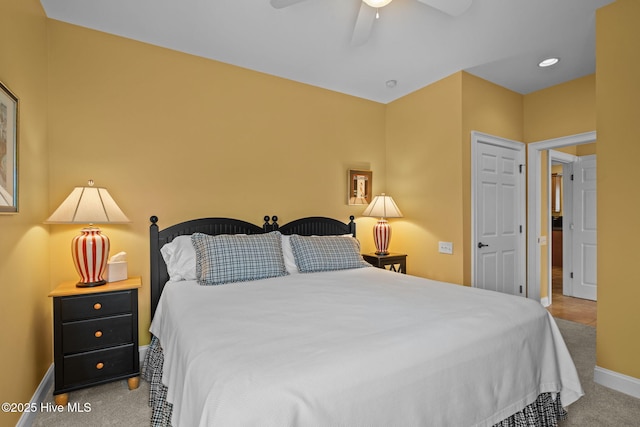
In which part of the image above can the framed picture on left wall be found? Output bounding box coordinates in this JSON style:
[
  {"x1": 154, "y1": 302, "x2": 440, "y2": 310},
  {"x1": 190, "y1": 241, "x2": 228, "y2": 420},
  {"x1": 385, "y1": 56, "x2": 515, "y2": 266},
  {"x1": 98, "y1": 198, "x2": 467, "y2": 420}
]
[{"x1": 0, "y1": 81, "x2": 18, "y2": 213}]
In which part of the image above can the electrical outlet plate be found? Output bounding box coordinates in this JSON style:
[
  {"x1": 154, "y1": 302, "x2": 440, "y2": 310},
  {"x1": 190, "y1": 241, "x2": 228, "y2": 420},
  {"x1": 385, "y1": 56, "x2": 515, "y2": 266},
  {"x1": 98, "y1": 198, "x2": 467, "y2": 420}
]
[{"x1": 439, "y1": 241, "x2": 453, "y2": 254}]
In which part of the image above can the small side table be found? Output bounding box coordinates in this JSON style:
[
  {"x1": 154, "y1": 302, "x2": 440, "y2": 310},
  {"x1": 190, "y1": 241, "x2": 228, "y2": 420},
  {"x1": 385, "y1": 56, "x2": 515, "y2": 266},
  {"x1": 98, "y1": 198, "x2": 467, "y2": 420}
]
[
  {"x1": 362, "y1": 253, "x2": 407, "y2": 274},
  {"x1": 49, "y1": 276, "x2": 142, "y2": 405}
]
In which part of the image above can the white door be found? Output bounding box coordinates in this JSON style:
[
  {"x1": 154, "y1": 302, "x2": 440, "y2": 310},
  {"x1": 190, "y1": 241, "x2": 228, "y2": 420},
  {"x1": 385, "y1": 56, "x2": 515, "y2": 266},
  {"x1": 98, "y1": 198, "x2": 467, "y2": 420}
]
[
  {"x1": 570, "y1": 155, "x2": 597, "y2": 300},
  {"x1": 472, "y1": 132, "x2": 526, "y2": 296}
]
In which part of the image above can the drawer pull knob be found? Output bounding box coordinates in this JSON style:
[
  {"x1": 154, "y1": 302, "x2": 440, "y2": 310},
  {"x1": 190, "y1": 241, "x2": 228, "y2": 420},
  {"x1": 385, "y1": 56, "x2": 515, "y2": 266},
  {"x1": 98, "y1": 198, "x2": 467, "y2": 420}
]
[
  {"x1": 94, "y1": 330, "x2": 103, "y2": 338},
  {"x1": 96, "y1": 362, "x2": 104, "y2": 370},
  {"x1": 93, "y1": 303, "x2": 102, "y2": 310}
]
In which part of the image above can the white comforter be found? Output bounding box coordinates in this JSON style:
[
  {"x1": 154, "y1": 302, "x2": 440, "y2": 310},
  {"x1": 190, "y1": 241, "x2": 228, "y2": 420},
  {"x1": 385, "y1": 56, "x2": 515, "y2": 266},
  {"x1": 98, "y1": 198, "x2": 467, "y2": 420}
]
[{"x1": 150, "y1": 267, "x2": 583, "y2": 427}]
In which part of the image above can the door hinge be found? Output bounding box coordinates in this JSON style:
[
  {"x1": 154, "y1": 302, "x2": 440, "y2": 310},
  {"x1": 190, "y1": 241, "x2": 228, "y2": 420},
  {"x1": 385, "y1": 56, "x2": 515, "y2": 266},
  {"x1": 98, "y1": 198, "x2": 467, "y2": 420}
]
[
  {"x1": 570, "y1": 272, "x2": 574, "y2": 279},
  {"x1": 519, "y1": 225, "x2": 523, "y2": 233},
  {"x1": 519, "y1": 164, "x2": 524, "y2": 174},
  {"x1": 571, "y1": 174, "x2": 574, "y2": 181},
  {"x1": 519, "y1": 285, "x2": 523, "y2": 294}
]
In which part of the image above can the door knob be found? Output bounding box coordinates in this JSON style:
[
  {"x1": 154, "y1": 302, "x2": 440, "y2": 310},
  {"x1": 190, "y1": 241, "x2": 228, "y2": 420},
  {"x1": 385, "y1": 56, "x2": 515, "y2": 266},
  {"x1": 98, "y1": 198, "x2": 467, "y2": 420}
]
[{"x1": 477, "y1": 242, "x2": 489, "y2": 248}]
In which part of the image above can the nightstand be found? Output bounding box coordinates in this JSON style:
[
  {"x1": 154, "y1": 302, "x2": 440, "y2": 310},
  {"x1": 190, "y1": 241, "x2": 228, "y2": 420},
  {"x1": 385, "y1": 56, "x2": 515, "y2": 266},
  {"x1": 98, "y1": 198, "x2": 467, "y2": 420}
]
[
  {"x1": 48, "y1": 276, "x2": 142, "y2": 405},
  {"x1": 362, "y1": 253, "x2": 407, "y2": 274}
]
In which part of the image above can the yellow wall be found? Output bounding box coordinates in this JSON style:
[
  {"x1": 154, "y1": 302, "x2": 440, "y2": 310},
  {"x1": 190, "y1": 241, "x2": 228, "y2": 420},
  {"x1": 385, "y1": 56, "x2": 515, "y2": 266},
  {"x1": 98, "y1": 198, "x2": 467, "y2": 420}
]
[
  {"x1": 524, "y1": 74, "x2": 596, "y2": 142},
  {"x1": 46, "y1": 20, "x2": 387, "y2": 345},
  {"x1": 577, "y1": 142, "x2": 596, "y2": 156},
  {"x1": 384, "y1": 73, "x2": 464, "y2": 283},
  {"x1": 0, "y1": 0, "x2": 50, "y2": 424},
  {"x1": 596, "y1": 0, "x2": 640, "y2": 379}
]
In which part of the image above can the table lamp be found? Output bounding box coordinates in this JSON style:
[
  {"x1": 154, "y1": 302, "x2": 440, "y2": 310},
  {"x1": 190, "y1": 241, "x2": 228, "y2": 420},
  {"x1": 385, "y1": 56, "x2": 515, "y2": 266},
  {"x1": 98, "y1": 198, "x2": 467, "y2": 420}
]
[
  {"x1": 362, "y1": 193, "x2": 403, "y2": 255},
  {"x1": 45, "y1": 180, "x2": 130, "y2": 287}
]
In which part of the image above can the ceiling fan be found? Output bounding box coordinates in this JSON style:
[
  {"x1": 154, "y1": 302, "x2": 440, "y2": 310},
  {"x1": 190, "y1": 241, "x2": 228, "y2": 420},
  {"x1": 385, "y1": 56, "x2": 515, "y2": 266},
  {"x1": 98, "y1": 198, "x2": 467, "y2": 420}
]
[{"x1": 270, "y1": 0, "x2": 473, "y2": 46}]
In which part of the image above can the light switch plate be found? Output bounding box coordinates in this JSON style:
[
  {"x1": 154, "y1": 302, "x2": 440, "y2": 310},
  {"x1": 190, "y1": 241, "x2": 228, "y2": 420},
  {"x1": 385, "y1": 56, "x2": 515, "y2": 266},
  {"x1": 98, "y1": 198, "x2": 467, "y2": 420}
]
[{"x1": 439, "y1": 241, "x2": 453, "y2": 254}]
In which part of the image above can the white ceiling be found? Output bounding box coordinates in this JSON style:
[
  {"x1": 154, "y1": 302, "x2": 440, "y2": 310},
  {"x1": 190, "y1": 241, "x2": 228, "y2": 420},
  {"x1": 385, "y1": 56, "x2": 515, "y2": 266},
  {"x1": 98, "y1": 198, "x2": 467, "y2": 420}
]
[{"x1": 39, "y1": 0, "x2": 615, "y2": 104}]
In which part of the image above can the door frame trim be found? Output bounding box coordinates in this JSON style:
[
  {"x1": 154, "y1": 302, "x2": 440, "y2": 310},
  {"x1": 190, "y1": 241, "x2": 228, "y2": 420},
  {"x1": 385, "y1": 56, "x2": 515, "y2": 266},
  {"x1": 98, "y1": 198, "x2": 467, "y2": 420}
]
[
  {"x1": 471, "y1": 131, "x2": 526, "y2": 293},
  {"x1": 527, "y1": 131, "x2": 596, "y2": 303}
]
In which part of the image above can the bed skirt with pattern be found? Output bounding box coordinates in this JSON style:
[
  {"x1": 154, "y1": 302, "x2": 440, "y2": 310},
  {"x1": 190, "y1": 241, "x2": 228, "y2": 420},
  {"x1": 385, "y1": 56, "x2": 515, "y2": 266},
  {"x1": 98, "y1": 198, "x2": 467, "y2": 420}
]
[{"x1": 142, "y1": 335, "x2": 568, "y2": 427}]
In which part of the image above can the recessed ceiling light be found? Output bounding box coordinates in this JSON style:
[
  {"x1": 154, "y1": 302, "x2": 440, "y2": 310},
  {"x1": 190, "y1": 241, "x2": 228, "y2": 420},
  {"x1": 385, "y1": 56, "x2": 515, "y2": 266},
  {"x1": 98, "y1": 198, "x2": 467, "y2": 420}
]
[
  {"x1": 538, "y1": 57, "x2": 560, "y2": 68},
  {"x1": 386, "y1": 80, "x2": 397, "y2": 88}
]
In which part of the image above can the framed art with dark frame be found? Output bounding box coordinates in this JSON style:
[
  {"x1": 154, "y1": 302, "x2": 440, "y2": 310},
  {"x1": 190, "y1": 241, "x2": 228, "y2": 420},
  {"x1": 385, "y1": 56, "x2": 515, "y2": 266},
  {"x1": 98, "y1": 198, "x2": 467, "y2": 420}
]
[
  {"x1": 0, "y1": 81, "x2": 18, "y2": 213},
  {"x1": 348, "y1": 169, "x2": 372, "y2": 206}
]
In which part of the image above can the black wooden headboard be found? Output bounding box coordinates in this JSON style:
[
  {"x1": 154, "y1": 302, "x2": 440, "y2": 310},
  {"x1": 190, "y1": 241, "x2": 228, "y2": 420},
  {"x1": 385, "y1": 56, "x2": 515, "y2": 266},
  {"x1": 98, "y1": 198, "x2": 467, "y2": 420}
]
[
  {"x1": 275, "y1": 215, "x2": 356, "y2": 237},
  {"x1": 149, "y1": 215, "x2": 356, "y2": 318}
]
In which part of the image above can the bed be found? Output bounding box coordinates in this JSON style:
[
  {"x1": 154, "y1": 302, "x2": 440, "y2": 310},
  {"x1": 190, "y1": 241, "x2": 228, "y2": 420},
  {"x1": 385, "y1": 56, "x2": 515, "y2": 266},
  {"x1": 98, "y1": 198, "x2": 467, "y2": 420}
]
[{"x1": 143, "y1": 215, "x2": 583, "y2": 427}]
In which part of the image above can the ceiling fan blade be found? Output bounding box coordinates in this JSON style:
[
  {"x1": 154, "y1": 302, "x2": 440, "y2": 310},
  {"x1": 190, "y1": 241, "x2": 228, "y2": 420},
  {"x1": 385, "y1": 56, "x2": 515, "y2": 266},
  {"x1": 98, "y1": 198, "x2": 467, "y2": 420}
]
[
  {"x1": 270, "y1": 0, "x2": 310, "y2": 9},
  {"x1": 351, "y1": 2, "x2": 377, "y2": 46},
  {"x1": 416, "y1": 0, "x2": 472, "y2": 16}
]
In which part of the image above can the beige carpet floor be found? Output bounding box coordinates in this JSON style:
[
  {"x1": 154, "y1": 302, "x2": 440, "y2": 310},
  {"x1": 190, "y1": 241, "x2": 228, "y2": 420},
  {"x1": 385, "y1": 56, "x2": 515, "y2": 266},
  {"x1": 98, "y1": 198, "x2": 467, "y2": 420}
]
[
  {"x1": 555, "y1": 318, "x2": 640, "y2": 426},
  {"x1": 31, "y1": 318, "x2": 640, "y2": 426},
  {"x1": 32, "y1": 378, "x2": 150, "y2": 426}
]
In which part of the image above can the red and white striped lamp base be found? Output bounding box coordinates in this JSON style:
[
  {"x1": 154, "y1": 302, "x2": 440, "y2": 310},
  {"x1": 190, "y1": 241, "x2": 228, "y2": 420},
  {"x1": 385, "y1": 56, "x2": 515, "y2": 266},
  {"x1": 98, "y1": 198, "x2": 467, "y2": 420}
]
[
  {"x1": 71, "y1": 227, "x2": 110, "y2": 287},
  {"x1": 373, "y1": 219, "x2": 392, "y2": 255}
]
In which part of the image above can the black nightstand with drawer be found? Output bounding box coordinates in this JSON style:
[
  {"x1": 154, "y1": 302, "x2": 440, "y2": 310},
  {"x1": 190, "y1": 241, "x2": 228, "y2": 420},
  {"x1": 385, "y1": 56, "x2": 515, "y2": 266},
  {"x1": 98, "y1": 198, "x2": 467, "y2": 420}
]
[
  {"x1": 362, "y1": 253, "x2": 407, "y2": 274},
  {"x1": 49, "y1": 277, "x2": 142, "y2": 405}
]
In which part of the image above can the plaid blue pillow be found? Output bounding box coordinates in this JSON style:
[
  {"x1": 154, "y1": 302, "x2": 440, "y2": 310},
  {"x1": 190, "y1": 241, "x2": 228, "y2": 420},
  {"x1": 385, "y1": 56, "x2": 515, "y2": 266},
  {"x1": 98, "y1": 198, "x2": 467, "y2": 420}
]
[
  {"x1": 290, "y1": 235, "x2": 371, "y2": 273},
  {"x1": 191, "y1": 231, "x2": 287, "y2": 285}
]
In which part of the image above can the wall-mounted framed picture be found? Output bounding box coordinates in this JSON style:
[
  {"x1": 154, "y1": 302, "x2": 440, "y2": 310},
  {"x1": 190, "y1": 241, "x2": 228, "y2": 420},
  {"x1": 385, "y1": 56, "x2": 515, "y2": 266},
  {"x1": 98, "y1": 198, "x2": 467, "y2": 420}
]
[
  {"x1": 0, "y1": 81, "x2": 18, "y2": 213},
  {"x1": 348, "y1": 169, "x2": 372, "y2": 206}
]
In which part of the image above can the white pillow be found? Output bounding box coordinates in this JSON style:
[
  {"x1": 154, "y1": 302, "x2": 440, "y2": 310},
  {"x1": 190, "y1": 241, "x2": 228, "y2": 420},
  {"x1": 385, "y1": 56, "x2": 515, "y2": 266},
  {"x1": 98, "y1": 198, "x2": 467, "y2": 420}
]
[
  {"x1": 280, "y1": 234, "x2": 299, "y2": 275},
  {"x1": 160, "y1": 235, "x2": 197, "y2": 281}
]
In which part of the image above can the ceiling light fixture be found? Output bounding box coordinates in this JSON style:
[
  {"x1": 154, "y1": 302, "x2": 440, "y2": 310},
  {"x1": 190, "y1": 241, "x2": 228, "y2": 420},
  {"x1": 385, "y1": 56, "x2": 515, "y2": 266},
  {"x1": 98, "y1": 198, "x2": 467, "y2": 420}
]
[
  {"x1": 386, "y1": 80, "x2": 397, "y2": 88},
  {"x1": 538, "y1": 57, "x2": 560, "y2": 68},
  {"x1": 363, "y1": 0, "x2": 393, "y2": 7}
]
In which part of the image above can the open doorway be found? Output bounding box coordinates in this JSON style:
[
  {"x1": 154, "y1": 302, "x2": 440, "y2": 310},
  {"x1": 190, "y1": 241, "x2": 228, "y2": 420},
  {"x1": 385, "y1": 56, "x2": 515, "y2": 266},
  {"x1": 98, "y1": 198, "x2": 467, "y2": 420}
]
[
  {"x1": 548, "y1": 151, "x2": 597, "y2": 326},
  {"x1": 528, "y1": 133, "x2": 597, "y2": 326}
]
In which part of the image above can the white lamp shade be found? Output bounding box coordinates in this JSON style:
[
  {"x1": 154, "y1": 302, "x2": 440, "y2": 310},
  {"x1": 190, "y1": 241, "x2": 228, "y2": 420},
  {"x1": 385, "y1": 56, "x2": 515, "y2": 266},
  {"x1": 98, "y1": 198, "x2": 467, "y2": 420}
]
[
  {"x1": 362, "y1": 193, "x2": 403, "y2": 219},
  {"x1": 46, "y1": 185, "x2": 130, "y2": 224}
]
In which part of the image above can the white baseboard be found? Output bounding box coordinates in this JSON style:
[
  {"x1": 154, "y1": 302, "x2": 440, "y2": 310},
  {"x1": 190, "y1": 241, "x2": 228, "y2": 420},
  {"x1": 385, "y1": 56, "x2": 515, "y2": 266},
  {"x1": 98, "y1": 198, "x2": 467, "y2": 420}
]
[
  {"x1": 139, "y1": 344, "x2": 148, "y2": 362},
  {"x1": 17, "y1": 364, "x2": 54, "y2": 427},
  {"x1": 540, "y1": 296, "x2": 550, "y2": 307},
  {"x1": 17, "y1": 346, "x2": 149, "y2": 427},
  {"x1": 594, "y1": 365, "x2": 640, "y2": 399}
]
